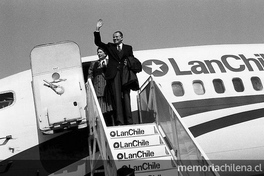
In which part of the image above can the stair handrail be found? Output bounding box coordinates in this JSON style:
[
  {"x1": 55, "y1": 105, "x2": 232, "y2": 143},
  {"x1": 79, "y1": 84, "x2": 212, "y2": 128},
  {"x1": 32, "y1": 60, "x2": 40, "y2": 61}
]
[
  {"x1": 86, "y1": 78, "x2": 117, "y2": 176},
  {"x1": 137, "y1": 75, "x2": 220, "y2": 176}
]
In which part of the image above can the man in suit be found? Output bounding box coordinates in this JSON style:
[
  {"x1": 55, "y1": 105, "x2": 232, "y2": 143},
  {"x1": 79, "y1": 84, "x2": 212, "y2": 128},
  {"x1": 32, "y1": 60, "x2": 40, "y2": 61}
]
[{"x1": 94, "y1": 19, "x2": 134, "y2": 125}]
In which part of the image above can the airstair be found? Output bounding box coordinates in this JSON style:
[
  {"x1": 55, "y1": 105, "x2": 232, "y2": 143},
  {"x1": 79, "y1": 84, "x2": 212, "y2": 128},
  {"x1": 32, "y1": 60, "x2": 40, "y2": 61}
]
[
  {"x1": 86, "y1": 76, "x2": 220, "y2": 176},
  {"x1": 106, "y1": 123, "x2": 178, "y2": 176}
]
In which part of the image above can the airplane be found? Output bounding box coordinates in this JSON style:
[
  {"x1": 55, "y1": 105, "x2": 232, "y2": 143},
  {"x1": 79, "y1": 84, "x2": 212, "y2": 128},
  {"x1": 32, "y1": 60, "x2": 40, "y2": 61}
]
[{"x1": 1, "y1": 41, "x2": 264, "y2": 175}]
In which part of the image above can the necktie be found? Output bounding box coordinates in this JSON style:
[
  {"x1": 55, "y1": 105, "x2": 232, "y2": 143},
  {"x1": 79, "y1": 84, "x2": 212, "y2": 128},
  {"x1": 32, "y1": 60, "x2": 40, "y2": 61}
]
[{"x1": 117, "y1": 45, "x2": 121, "y2": 52}]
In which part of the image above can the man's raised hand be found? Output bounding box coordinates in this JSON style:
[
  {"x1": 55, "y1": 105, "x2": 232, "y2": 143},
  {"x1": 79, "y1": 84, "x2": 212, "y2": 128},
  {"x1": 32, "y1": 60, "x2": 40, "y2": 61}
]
[{"x1": 96, "y1": 19, "x2": 103, "y2": 31}]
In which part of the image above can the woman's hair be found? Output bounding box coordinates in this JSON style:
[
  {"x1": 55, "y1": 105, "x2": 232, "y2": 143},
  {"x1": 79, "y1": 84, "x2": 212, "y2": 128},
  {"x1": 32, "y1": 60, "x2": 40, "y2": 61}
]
[{"x1": 97, "y1": 47, "x2": 108, "y2": 55}]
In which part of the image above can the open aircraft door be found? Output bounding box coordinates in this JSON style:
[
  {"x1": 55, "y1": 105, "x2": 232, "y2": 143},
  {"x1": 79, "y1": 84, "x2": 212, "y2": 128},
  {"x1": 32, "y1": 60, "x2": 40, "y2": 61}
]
[{"x1": 30, "y1": 41, "x2": 87, "y2": 134}]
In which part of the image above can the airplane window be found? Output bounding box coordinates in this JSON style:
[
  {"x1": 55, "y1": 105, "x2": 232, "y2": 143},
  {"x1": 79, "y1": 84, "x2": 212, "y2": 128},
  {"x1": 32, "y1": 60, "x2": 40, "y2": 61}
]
[
  {"x1": 0, "y1": 92, "x2": 14, "y2": 109},
  {"x1": 213, "y1": 79, "x2": 225, "y2": 93},
  {"x1": 193, "y1": 80, "x2": 205, "y2": 95},
  {"x1": 232, "y1": 78, "x2": 244, "y2": 92},
  {"x1": 251, "y1": 77, "x2": 263, "y2": 91},
  {"x1": 172, "y1": 81, "x2": 184, "y2": 96}
]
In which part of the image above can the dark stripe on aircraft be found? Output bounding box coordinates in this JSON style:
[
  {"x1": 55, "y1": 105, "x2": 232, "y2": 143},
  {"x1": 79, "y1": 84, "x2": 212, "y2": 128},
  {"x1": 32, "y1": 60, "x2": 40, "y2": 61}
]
[
  {"x1": 189, "y1": 108, "x2": 264, "y2": 137},
  {"x1": 173, "y1": 94, "x2": 264, "y2": 117}
]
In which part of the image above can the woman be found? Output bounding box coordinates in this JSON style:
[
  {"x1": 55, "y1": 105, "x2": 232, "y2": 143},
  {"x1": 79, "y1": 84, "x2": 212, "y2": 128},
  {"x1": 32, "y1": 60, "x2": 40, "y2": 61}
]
[{"x1": 87, "y1": 47, "x2": 114, "y2": 126}]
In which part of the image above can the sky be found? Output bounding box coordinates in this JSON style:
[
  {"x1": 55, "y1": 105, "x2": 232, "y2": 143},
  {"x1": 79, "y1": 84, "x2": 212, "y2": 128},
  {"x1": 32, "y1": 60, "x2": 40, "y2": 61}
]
[{"x1": 1, "y1": 0, "x2": 264, "y2": 79}]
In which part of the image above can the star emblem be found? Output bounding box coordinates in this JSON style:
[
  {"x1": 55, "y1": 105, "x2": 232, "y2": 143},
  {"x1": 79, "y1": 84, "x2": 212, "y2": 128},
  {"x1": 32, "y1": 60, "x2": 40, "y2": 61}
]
[
  {"x1": 145, "y1": 61, "x2": 163, "y2": 73},
  {"x1": 142, "y1": 59, "x2": 169, "y2": 77}
]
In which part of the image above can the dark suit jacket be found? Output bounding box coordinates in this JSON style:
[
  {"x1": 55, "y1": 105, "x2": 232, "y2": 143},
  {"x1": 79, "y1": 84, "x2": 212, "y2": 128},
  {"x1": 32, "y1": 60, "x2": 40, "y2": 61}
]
[
  {"x1": 87, "y1": 61, "x2": 106, "y2": 97},
  {"x1": 94, "y1": 31, "x2": 134, "y2": 80}
]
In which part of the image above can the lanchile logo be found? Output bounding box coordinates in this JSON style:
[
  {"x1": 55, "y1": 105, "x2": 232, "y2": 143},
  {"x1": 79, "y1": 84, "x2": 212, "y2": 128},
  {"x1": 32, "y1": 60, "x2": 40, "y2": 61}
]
[
  {"x1": 114, "y1": 142, "x2": 120, "y2": 148},
  {"x1": 110, "y1": 129, "x2": 145, "y2": 138},
  {"x1": 127, "y1": 162, "x2": 161, "y2": 171},
  {"x1": 142, "y1": 59, "x2": 168, "y2": 77},
  {"x1": 117, "y1": 153, "x2": 123, "y2": 159},
  {"x1": 110, "y1": 131, "x2": 116, "y2": 137},
  {"x1": 113, "y1": 139, "x2": 150, "y2": 149},
  {"x1": 117, "y1": 150, "x2": 155, "y2": 160}
]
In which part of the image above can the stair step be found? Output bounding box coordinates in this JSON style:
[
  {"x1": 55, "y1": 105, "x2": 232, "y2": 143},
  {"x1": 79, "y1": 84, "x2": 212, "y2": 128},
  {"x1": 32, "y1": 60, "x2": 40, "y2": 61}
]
[
  {"x1": 115, "y1": 155, "x2": 176, "y2": 173},
  {"x1": 111, "y1": 145, "x2": 170, "y2": 160},
  {"x1": 135, "y1": 168, "x2": 179, "y2": 176},
  {"x1": 106, "y1": 123, "x2": 158, "y2": 139},
  {"x1": 109, "y1": 134, "x2": 163, "y2": 150},
  {"x1": 106, "y1": 123, "x2": 180, "y2": 176}
]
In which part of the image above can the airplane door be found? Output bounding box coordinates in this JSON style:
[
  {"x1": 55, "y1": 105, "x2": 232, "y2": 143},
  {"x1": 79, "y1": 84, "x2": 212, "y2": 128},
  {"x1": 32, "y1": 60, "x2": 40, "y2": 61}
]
[{"x1": 30, "y1": 41, "x2": 87, "y2": 134}]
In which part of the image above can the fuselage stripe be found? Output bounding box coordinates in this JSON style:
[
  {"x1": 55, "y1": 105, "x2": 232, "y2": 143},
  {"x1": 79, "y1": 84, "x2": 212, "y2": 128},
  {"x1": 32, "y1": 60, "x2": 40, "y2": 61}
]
[
  {"x1": 173, "y1": 94, "x2": 264, "y2": 117},
  {"x1": 172, "y1": 95, "x2": 264, "y2": 137},
  {"x1": 189, "y1": 108, "x2": 264, "y2": 137}
]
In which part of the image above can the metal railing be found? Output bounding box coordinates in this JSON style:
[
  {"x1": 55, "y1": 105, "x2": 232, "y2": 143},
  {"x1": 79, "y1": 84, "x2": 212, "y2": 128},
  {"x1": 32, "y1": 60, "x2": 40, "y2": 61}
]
[
  {"x1": 137, "y1": 76, "x2": 219, "y2": 176},
  {"x1": 85, "y1": 78, "x2": 117, "y2": 176}
]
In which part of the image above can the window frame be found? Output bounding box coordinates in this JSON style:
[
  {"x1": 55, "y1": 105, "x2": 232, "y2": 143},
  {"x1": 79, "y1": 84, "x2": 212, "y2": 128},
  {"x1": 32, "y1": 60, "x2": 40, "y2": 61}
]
[
  {"x1": 193, "y1": 80, "x2": 205, "y2": 95},
  {"x1": 251, "y1": 76, "x2": 263, "y2": 91},
  {"x1": 213, "y1": 79, "x2": 225, "y2": 94},
  {"x1": 171, "y1": 81, "x2": 185, "y2": 97},
  {"x1": 232, "y1": 77, "x2": 244, "y2": 92},
  {"x1": 0, "y1": 91, "x2": 15, "y2": 110}
]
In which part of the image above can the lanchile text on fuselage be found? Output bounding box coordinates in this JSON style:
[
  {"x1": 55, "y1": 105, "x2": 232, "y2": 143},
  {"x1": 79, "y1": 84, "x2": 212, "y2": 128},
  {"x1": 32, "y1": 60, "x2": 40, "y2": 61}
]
[{"x1": 169, "y1": 54, "x2": 264, "y2": 75}]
